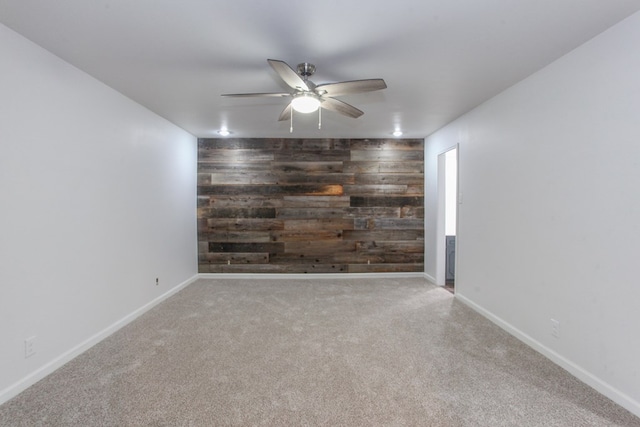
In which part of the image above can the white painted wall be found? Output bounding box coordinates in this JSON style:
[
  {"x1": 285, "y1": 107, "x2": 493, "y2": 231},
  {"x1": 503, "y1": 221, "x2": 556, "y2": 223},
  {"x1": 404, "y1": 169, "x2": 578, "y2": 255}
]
[
  {"x1": 425, "y1": 11, "x2": 640, "y2": 416},
  {"x1": 0, "y1": 24, "x2": 198, "y2": 402}
]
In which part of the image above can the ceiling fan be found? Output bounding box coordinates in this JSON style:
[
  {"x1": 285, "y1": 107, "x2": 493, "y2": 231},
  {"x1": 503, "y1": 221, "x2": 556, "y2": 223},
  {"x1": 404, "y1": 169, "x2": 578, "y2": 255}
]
[{"x1": 221, "y1": 59, "x2": 387, "y2": 124}]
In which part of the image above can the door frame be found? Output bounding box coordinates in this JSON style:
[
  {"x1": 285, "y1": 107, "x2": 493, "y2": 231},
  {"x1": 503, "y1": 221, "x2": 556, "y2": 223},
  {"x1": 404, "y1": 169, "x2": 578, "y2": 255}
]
[{"x1": 436, "y1": 145, "x2": 459, "y2": 287}]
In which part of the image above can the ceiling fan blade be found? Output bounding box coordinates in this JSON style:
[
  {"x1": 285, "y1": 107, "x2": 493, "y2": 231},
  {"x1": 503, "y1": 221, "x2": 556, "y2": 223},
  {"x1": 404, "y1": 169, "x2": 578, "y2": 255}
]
[
  {"x1": 221, "y1": 92, "x2": 290, "y2": 97},
  {"x1": 321, "y1": 97, "x2": 364, "y2": 118},
  {"x1": 278, "y1": 103, "x2": 292, "y2": 121},
  {"x1": 268, "y1": 59, "x2": 309, "y2": 91},
  {"x1": 316, "y1": 79, "x2": 387, "y2": 96}
]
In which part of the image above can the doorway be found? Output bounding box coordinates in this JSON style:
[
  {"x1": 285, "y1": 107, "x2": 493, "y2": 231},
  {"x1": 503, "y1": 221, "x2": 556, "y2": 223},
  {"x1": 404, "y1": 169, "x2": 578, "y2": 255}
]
[{"x1": 437, "y1": 146, "x2": 458, "y2": 293}]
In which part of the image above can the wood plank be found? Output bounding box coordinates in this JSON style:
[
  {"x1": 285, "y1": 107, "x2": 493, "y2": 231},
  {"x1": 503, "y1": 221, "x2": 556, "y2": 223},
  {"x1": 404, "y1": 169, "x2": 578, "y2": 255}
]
[
  {"x1": 273, "y1": 173, "x2": 355, "y2": 185},
  {"x1": 208, "y1": 196, "x2": 284, "y2": 208},
  {"x1": 206, "y1": 263, "x2": 348, "y2": 273},
  {"x1": 270, "y1": 230, "x2": 343, "y2": 242},
  {"x1": 199, "y1": 252, "x2": 270, "y2": 264},
  {"x1": 350, "y1": 150, "x2": 423, "y2": 162},
  {"x1": 350, "y1": 196, "x2": 423, "y2": 207},
  {"x1": 207, "y1": 173, "x2": 278, "y2": 185},
  {"x1": 344, "y1": 185, "x2": 409, "y2": 196},
  {"x1": 281, "y1": 139, "x2": 351, "y2": 151},
  {"x1": 346, "y1": 207, "x2": 402, "y2": 217},
  {"x1": 347, "y1": 263, "x2": 424, "y2": 273},
  {"x1": 199, "y1": 231, "x2": 272, "y2": 243},
  {"x1": 355, "y1": 174, "x2": 424, "y2": 185},
  {"x1": 205, "y1": 218, "x2": 285, "y2": 231},
  {"x1": 208, "y1": 242, "x2": 285, "y2": 253},
  {"x1": 197, "y1": 196, "x2": 211, "y2": 208},
  {"x1": 205, "y1": 172, "x2": 355, "y2": 185},
  {"x1": 349, "y1": 139, "x2": 424, "y2": 150},
  {"x1": 198, "y1": 207, "x2": 276, "y2": 219},
  {"x1": 356, "y1": 241, "x2": 424, "y2": 253},
  {"x1": 277, "y1": 208, "x2": 351, "y2": 219},
  {"x1": 273, "y1": 150, "x2": 351, "y2": 161},
  {"x1": 199, "y1": 149, "x2": 275, "y2": 163},
  {"x1": 198, "y1": 184, "x2": 343, "y2": 196},
  {"x1": 198, "y1": 138, "x2": 285, "y2": 150},
  {"x1": 342, "y1": 230, "x2": 424, "y2": 241},
  {"x1": 284, "y1": 241, "x2": 356, "y2": 255},
  {"x1": 401, "y1": 206, "x2": 424, "y2": 218},
  {"x1": 283, "y1": 219, "x2": 355, "y2": 231},
  {"x1": 282, "y1": 196, "x2": 351, "y2": 208},
  {"x1": 333, "y1": 253, "x2": 424, "y2": 264},
  {"x1": 197, "y1": 174, "x2": 212, "y2": 185},
  {"x1": 344, "y1": 161, "x2": 423, "y2": 174},
  {"x1": 353, "y1": 218, "x2": 424, "y2": 230},
  {"x1": 198, "y1": 163, "x2": 271, "y2": 173},
  {"x1": 271, "y1": 162, "x2": 343, "y2": 173}
]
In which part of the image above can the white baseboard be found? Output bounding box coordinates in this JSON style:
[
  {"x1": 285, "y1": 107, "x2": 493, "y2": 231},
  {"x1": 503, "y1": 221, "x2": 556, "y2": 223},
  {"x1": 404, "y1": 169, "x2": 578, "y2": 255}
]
[
  {"x1": 198, "y1": 272, "x2": 426, "y2": 280},
  {"x1": 0, "y1": 274, "x2": 199, "y2": 406},
  {"x1": 455, "y1": 293, "x2": 640, "y2": 419},
  {"x1": 423, "y1": 272, "x2": 437, "y2": 285}
]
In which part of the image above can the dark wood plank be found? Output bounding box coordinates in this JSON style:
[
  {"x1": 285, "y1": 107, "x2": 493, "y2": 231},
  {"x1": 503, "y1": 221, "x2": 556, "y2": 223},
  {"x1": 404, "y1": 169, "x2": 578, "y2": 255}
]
[
  {"x1": 349, "y1": 139, "x2": 424, "y2": 150},
  {"x1": 353, "y1": 218, "x2": 424, "y2": 230},
  {"x1": 273, "y1": 150, "x2": 351, "y2": 161},
  {"x1": 347, "y1": 263, "x2": 424, "y2": 273},
  {"x1": 198, "y1": 207, "x2": 276, "y2": 219},
  {"x1": 342, "y1": 230, "x2": 424, "y2": 241},
  {"x1": 198, "y1": 185, "x2": 343, "y2": 196},
  {"x1": 199, "y1": 252, "x2": 270, "y2": 264},
  {"x1": 281, "y1": 139, "x2": 351, "y2": 151},
  {"x1": 205, "y1": 218, "x2": 285, "y2": 231},
  {"x1": 356, "y1": 241, "x2": 424, "y2": 253},
  {"x1": 355, "y1": 174, "x2": 424, "y2": 185},
  {"x1": 200, "y1": 231, "x2": 272, "y2": 243},
  {"x1": 198, "y1": 163, "x2": 272, "y2": 173},
  {"x1": 271, "y1": 162, "x2": 344, "y2": 173},
  {"x1": 206, "y1": 263, "x2": 348, "y2": 273},
  {"x1": 199, "y1": 138, "x2": 285, "y2": 150},
  {"x1": 208, "y1": 242, "x2": 285, "y2": 253},
  {"x1": 350, "y1": 196, "x2": 423, "y2": 207}
]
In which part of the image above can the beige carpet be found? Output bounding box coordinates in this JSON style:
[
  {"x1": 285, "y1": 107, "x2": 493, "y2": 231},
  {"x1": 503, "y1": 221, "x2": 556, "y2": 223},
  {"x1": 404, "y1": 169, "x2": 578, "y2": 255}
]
[{"x1": 1, "y1": 277, "x2": 638, "y2": 426}]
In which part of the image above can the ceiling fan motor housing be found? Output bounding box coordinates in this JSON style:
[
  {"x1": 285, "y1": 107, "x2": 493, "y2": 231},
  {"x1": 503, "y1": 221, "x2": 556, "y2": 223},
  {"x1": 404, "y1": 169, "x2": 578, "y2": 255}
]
[{"x1": 297, "y1": 62, "x2": 316, "y2": 77}]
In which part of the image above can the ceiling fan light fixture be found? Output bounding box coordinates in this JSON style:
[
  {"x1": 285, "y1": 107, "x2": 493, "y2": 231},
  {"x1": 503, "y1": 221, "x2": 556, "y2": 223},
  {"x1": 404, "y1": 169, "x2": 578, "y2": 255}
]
[{"x1": 291, "y1": 93, "x2": 321, "y2": 113}]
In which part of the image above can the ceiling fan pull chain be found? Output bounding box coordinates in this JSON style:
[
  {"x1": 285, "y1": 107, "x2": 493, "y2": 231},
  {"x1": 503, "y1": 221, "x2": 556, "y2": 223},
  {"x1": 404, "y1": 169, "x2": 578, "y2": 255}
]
[
  {"x1": 290, "y1": 106, "x2": 293, "y2": 133},
  {"x1": 318, "y1": 107, "x2": 322, "y2": 130}
]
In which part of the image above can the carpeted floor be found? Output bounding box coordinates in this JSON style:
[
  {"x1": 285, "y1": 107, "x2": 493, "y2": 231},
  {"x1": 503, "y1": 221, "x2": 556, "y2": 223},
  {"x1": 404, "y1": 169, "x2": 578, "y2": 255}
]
[{"x1": 1, "y1": 277, "x2": 638, "y2": 426}]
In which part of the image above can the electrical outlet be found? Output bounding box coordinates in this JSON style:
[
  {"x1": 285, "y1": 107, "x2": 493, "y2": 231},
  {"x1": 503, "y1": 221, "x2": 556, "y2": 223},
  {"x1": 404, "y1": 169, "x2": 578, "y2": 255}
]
[
  {"x1": 25, "y1": 336, "x2": 36, "y2": 358},
  {"x1": 155, "y1": 278, "x2": 159, "y2": 286},
  {"x1": 550, "y1": 319, "x2": 560, "y2": 338}
]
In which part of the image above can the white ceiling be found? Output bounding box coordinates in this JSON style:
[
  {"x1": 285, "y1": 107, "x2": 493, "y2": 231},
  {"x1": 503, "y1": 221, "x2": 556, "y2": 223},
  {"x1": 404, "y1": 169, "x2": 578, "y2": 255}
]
[{"x1": 2, "y1": 1, "x2": 640, "y2": 139}]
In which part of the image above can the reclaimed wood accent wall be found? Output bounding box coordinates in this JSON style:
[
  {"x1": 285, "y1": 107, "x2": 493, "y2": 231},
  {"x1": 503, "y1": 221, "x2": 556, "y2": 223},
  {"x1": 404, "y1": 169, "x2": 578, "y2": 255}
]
[{"x1": 197, "y1": 138, "x2": 424, "y2": 273}]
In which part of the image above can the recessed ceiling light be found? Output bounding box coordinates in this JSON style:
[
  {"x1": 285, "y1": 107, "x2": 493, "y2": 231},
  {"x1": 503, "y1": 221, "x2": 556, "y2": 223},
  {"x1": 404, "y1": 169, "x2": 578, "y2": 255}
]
[
  {"x1": 217, "y1": 129, "x2": 231, "y2": 136},
  {"x1": 392, "y1": 130, "x2": 403, "y2": 137}
]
